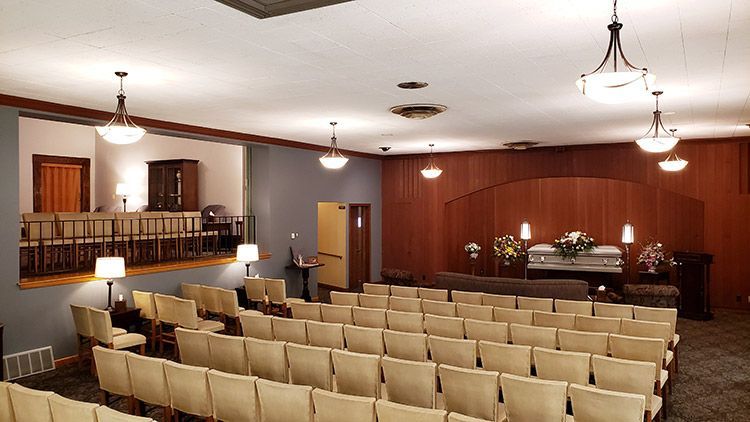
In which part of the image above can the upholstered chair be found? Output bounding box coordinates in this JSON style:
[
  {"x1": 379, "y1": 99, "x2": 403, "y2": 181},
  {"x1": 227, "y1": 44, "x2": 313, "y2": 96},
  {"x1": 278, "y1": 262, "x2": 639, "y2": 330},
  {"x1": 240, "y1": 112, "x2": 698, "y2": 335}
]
[
  {"x1": 509, "y1": 324, "x2": 557, "y2": 358},
  {"x1": 381, "y1": 356, "x2": 437, "y2": 408},
  {"x1": 450, "y1": 290, "x2": 482, "y2": 305},
  {"x1": 7, "y1": 383, "x2": 53, "y2": 422},
  {"x1": 95, "y1": 406, "x2": 156, "y2": 421},
  {"x1": 245, "y1": 337, "x2": 289, "y2": 383},
  {"x1": 428, "y1": 336, "x2": 477, "y2": 369},
  {"x1": 358, "y1": 294, "x2": 389, "y2": 310},
  {"x1": 383, "y1": 329, "x2": 429, "y2": 362},
  {"x1": 633, "y1": 306, "x2": 680, "y2": 373},
  {"x1": 352, "y1": 307, "x2": 388, "y2": 329},
  {"x1": 265, "y1": 278, "x2": 304, "y2": 317},
  {"x1": 125, "y1": 353, "x2": 172, "y2": 421},
  {"x1": 312, "y1": 389, "x2": 376, "y2": 422},
  {"x1": 492, "y1": 308, "x2": 533, "y2": 342},
  {"x1": 575, "y1": 315, "x2": 622, "y2": 334},
  {"x1": 570, "y1": 383, "x2": 645, "y2": 422},
  {"x1": 375, "y1": 400, "x2": 447, "y2": 422},
  {"x1": 163, "y1": 361, "x2": 213, "y2": 421},
  {"x1": 207, "y1": 370, "x2": 258, "y2": 422},
  {"x1": 478, "y1": 341, "x2": 532, "y2": 378},
  {"x1": 154, "y1": 294, "x2": 178, "y2": 354},
  {"x1": 329, "y1": 291, "x2": 360, "y2": 307},
  {"x1": 343, "y1": 325, "x2": 384, "y2": 356},
  {"x1": 554, "y1": 299, "x2": 593, "y2": 316},
  {"x1": 48, "y1": 394, "x2": 98, "y2": 422},
  {"x1": 89, "y1": 308, "x2": 146, "y2": 354},
  {"x1": 208, "y1": 332, "x2": 248, "y2": 375},
  {"x1": 389, "y1": 297, "x2": 423, "y2": 313},
  {"x1": 425, "y1": 314, "x2": 464, "y2": 339},
  {"x1": 533, "y1": 310, "x2": 576, "y2": 330},
  {"x1": 418, "y1": 287, "x2": 449, "y2": 302},
  {"x1": 594, "y1": 302, "x2": 634, "y2": 319},
  {"x1": 533, "y1": 347, "x2": 591, "y2": 393},
  {"x1": 174, "y1": 297, "x2": 225, "y2": 333},
  {"x1": 482, "y1": 293, "x2": 516, "y2": 309},
  {"x1": 557, "y1": 329, "x2": 609, "y2": 357},
  {"x1": 131, "y1": 291, "x2": 160, "y2": 352},
  {"x1": 516, "y1": 296, "x2": 554, "y2": 312},
  {"x1": 592, "y1": 355, "x2": 661, "y2": 422},
  {"x1": 286, "y1": 343, "x2": 333, "y2": 390},
  {"x1": 256, "y1": 379, "x2": 314, "y2": 422},
  {"x1": 386, "y1": 310, "x2": 424, "y2": 333},
  {"x1": 331, "y1": 349, "x2": 381, "y2": 398},
  {"x1": 70, "y1": 304, "x2": 125, "y2": 369},
  {"x1": 390, "y1": 285, "x2": 419, "y2": 298},
  {"x1": 306, "y1": 321, "x2": 345, "y2": 350},
  {"x1": 609, "y1": 334, "x2": 668, "y2": 410},
  {"x1": 439, "y1": 364, "x2": 500, "y2": 421},
  {"x1": 464, "y1": 319, "x2": 508, "y2": 356},
  {"x1": 0, "y1": 381, "x2": 15, "y2": 422},
  {"x1": 243, "y1": 276, "x2": 267, "y2": 313},
  {"x1": 422, "y1": 300, "x2": 457, "y2": 317},
  {"x1": 500, "y1": 373, "x2": 567, "y2": 422},
  {"x1": 620, "y1": 318, "x2": 674, "y2": 379},
  {"x1": 271, "y1": 316, "x2": 308, "y2": 344},
  {"x1": 92, "y1": 346, "x2": 135, "y2": 414},
  {"x1": 447, "y1": 412, "x2": 490, "y2": 422},
  {"x1": 240, "y1": 311, "x2": 273, "y2": 340},
  {"x1": 362, "y1": 283, "x2": 390, "y2": 296},
  {"x1": 290, "y1": 302, "x2": 323, "y2": 321},
  {"x1": 181, "y1": 283, "x2": 204, "y2": 315},
  {"x1": 321, "y1": 304, "x2": 354, "y2": 325},
  {"x1": 456, "y1": 304, "x2": 493, "y2": 321},
  {"x1": 174, "y1": 328, "x2": 211, "y2": 367},
  {"x1": 200, "y1": 285, "x2": 223, "y2": 319},
  {"x1": 218, "y1": 288, "x2": 244, "y2": 335}
]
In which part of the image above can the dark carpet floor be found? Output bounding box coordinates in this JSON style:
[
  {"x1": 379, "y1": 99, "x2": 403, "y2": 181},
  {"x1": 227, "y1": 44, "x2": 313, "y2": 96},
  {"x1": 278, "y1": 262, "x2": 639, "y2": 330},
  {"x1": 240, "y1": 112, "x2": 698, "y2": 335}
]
[{"x1": 15, "y1": 310, "x2": 750, "y2": 421}]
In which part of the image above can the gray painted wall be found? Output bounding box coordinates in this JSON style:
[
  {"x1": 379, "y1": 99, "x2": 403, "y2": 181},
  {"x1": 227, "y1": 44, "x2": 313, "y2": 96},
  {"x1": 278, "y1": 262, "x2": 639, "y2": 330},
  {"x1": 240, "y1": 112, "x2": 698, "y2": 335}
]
[{"x1": 0, "y1": 107, "x2": 382, "y2": 359}]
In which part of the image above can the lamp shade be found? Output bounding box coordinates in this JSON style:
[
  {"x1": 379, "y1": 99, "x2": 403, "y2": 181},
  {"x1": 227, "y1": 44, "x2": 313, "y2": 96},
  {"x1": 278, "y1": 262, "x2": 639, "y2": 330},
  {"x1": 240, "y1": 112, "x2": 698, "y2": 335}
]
[
  {"x1": 520, "y1": 220, "x2": 531, "y2": 241},
  {"x1": 635, "y1": 136, "x2": 679, "y2": 153},
  {"x1": 236, "y1": 244, "x2": 260, "y2": 263},
  {"x1": 95, "y1": 257, "x2": 126, "y2": 279},
  {"x1": 621, "y1": 222, "x2": 635, "y2": 245},
  {"x1": 576, "y1": 72, "x2": 656, "y2": 104},
  {"x1": 115, "y1": 183, "x2": 129, "y2": 196}
]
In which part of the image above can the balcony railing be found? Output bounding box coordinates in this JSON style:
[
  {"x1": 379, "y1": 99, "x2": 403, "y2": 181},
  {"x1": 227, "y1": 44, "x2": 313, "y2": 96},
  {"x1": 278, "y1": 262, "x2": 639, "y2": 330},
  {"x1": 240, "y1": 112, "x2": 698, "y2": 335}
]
[{"x1": 19, "y1": 212, "x2": 256, "y2": 278}]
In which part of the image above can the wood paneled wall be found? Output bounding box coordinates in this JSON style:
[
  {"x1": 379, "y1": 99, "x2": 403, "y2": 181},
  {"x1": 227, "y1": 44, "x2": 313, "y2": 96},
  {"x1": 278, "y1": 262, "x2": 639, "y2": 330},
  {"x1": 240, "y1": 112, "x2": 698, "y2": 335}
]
[{"x1": 382, "y1": 138, "x2": 750, "y2": 310}]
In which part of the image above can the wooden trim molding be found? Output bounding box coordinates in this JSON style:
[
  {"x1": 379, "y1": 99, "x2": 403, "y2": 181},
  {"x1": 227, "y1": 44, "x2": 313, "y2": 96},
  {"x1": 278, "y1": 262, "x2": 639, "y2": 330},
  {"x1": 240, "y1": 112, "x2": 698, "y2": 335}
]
[
  {"x1": 32, "y1": 154, "x2": 91, "y2": 212},
  {"x1": 18, "y1": 252, "x2": 272, "y2": 290},
  {"x1": 0, "y1": 93, "x2": 380, "y2": 160}
]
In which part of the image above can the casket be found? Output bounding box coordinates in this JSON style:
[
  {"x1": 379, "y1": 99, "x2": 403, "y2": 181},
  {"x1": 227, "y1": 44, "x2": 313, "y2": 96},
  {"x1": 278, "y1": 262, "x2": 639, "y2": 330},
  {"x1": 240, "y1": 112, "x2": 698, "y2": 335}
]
[{"x1": 527, "y1": 243, "x2": 623, "y2": 273}]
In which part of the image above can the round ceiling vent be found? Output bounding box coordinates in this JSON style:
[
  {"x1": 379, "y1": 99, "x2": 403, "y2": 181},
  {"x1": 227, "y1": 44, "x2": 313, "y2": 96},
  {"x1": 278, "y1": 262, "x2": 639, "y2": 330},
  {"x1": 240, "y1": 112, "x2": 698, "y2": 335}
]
[
  {"x1": 397, "y1": 81, "x2": 429, "y2": 89},
  {"x1": 503, "y1": 141, "x2": 540, "y2": 150},
  {"x1": 390, "y1": 103, "x2": 447, "y2": 119}
]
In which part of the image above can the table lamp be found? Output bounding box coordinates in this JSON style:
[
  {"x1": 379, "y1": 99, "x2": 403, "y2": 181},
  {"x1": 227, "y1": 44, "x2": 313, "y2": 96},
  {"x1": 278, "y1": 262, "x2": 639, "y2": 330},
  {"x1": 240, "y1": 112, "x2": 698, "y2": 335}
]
[
  {"x1": 95, "y1": 257, "x2": 126, "y2": 311},
  {"x1": 622, "y1": 221, "x2": 635, "y2": 284},
  {"x1": 237, "y1": 244, "x2": 260, "y2": 277},
  {"x1": 520, "y1": 220, "x2": 531, "y2": 279},
  {"x1": 116, "y1": 183, "x2": 129, "y2": 212}
]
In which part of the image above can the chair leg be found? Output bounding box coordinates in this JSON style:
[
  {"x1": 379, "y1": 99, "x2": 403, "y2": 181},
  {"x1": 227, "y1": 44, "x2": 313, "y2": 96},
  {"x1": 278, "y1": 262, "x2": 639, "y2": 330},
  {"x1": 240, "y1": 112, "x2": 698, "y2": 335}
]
[
  {"x1": 128, "y1": 396, "x2": 136, "y2": 415},
  {"x1": 139, "y1": 343, "x2": 146, "y2": 355},
  {"x1": 150, "y1": 319, "x2": 158, "y2": 353},
  {"x1": 99, "y1": 390, "x2": 108, "y2": 406},
  {"x1": 163, "y1": 406, "x2": 172, "y2": 422},
  {"x1": 674, "y1": 344, "x2": 679, "y2": 373}
]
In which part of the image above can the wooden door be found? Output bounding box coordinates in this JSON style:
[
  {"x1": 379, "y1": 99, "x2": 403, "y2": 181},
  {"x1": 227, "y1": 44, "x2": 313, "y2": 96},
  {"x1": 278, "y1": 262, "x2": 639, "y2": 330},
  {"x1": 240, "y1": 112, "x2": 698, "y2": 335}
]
[
  {"x1": 348, "y1": 204, "x2": 371, "y2": 290},
  {"x1": 33, "y1": 155, "x2": 90, "y2": 212}
]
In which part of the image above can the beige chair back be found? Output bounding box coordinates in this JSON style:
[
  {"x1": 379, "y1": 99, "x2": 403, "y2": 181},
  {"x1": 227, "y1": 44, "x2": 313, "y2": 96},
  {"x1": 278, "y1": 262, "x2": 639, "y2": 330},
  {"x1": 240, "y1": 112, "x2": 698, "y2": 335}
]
[
  {"x1": 201, "y1": 286, "x2": 223, "y2": 315},
  {"x1": 509, "y1": 324, "x2": 557, "y2": 350},
  {"x1": 439, "y1": 364, "x2": 499, "y2": 421},
  {"x1": 362, "y1": 283, "x2": 390, "y2": 296},
  {"x1": 8, "y1": 383, "x2": 53, "y2": 422},
  {"x1": 450, "y1": 290, "x2": 482, "y2": 305},
  {"x1": 95, "y1": 406, "x2": 155, "y2": 421},
  {"x1": 482, "y1": 293, "x2": 516, "y2": 309},
  {"x1": 330, "y1": 291, "x2": 360, "y2": 306},
  {"x1": 291, "y1": 302, "x2": 322, "y2": 321},
  {"x1": 154, "y1": 294, "x2": 177, "y2": 325},
  {"x1": 418, "y1": 287, "x2": 448, "y2": 302},
  {"x1": 359, "y1": 294, "x2": 389, "y2": 310},
  {"x1": 620, "y1": 318, "x2": 672, "y2": 355},
  {"x1": 256, "y1": 379, "x2": 313, "y2": 422},
  {"x1": 92, "y1": 346, "x2": 133, "y2": 396},
  {"x1": 331, "y1": 349, "x2": 381, "y2": 398},
  {"x1": 208, "y1": 332, "x2": 248, "y2": 375},
  {"x1": 87, "y1": 212, "x2": 116, "y2": 238},
  {"x1": 478, "y1": 341, "x2": 531, "y2": 377},
  {"x1": 456, "y1": 303, "x2": 493, "y2": 321},
  {"x1": 557, "y1": 329, "x2": 609, "y2": 356},
  {"x1": 181, "y1": 283, "x2": 203, "y2": 310},
  {"x1": 173, "y1": 298, "x2": 201, "y2": 330},
  {"x1": 609, "y1": 334, "x2": 665, "y2": 380},
  {"x1": 592, "y1": 355, "x2": 657, "y2": 411},
  {"x1": 428, "y1": 336, "x2": 476, "y2": 369},
  {"x1": 286, "y1": 343, "x2": 333, "y2": 390},
  {"x1": 126, "y1": 353, "x2": 170, "y2": 408},
  {"x1": 381, "y1": 356, "x2": 437, "y2": 408},
  {"x1": 352, "y1": 307, "x2": 388, "y2": 329},
  {"x1": 0, "y1": 381, "x2": 14, "y2": 422},
  {"x1": 447, "y1": 413, "x2": 489, "y2": 422},
  {"x1": 383, "y1": 329, "x2": 428, "y2": 362},
  {"x1": 207, "y1": 370, "x2": 258, "y2": 422},
  {"x1": 321, "y1": 304, "x2": 354, "y2": 325},
  {"x1": 389, "y1": 296, "x2": 423, "y2": 313},
  {"x1": 164, "y1": 361, "x2": 213, "y2": 418},
  {"x1": 240, "y1": 311, "x2": 274, "y2": 340},
  {"x1": 49, "y1": 393, "x2": 98, "y2": 422},
  {"x1": 594, "y1": 302, "x2": 634, "y2": 319},
  {"x1": 132, "y1": 291, "x2": 157, "y2": 320},
  {"x1": 245, "y1": 338, "x2": 289, "y2": 383},
  {"x1": 272, "y1": 316, "x2": 308, "y2": 344},
  {"x1": 422, "y1": 300, "x2": 457, "y2": 317},
  {"x1": 390, "y1": 285, "x2": 419, "y2": 298},
  {"x1": 265, "y1": 278, "x2": 288, "y2": 304},
  {"x1": 22, "y1": 212, "x2": 55, "y2": 240},
  {"x1": 516, "y1": 296, "x2": 554, "y2": 312},
  {"x1": 312, "y1": 389, "x2": 376, "y2": 422},
  {"x1": 575, "y1": 315, "x2": 622, "y2": 334},
  {"x1": 533, "y1": 311, "x2": 576, "y2": 330},
  {"x1": 554, "y1": 299, "x2": 593, "y2": 316},
  {"x1": 218, "y1": 288, "x2": 242, "y2": 318},
  {"x1": 344, "y1": 325, "x2": 385, "y2": 356},
  {"x1": 492, "y1": 308, "x2": 533, "y2": 341},
  {"x1": 424, "y1": 314, "x2": 464, "y2": 339},
  {"x1": 307, "y1": 320, "x2": 345, "y2": 349},
  {"x1": 500, "y1": 373, "x2": 567, "y2": 422},
  {"x1": 89, "y1": 308, "x2": 114, "y2": 345},
  {"x1": 375, "y1": 400, "x2": 447, "y2": 422},
  {"x1": 570, "y1": 383, "x2": 646, "y2": 422},
  {"x1": 464, "y1": 319, "x2": 508, "y2": 353},
  {"x1": 174, "y1": 328, "x2": 211, "y2": 367},
  {"x1": 70, "y1": 304, "x2": 94, "y2": 337},
  {"x1": 533, "y1": 347, "x2": 590, "y2": 389},
  {"x1": 386, "y1": 310, "x2": 424, "y2": 333},
  {"x1": 244, "y1": 277, "x2": 266, "y2": 302},
  {"x1": 633, "y1": 306, "x2": 678, "y2": 341}
]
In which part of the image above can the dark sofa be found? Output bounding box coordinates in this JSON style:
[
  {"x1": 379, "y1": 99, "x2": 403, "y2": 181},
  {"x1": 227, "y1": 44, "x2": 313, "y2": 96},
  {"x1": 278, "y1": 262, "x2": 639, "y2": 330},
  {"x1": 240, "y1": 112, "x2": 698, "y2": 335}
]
[{"x1": 435, "y1": 272, "x2": 589, "y2": 301}]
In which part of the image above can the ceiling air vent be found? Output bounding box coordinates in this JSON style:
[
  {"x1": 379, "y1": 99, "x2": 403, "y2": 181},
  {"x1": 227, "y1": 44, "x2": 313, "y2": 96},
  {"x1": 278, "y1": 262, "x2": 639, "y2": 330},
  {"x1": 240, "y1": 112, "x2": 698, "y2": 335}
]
[
  {"x1": 397, "y1": 81, "x2": 429, "y2": 89},
  {"x1": 390, "y1": 104, "x2": 447, "y2": 120},
  {"x1": 503, "y1": 141, "x2": 539, "y2": 150},
  {"x1": 213, "y1": 0, "x2": 352, "y2": 19}
]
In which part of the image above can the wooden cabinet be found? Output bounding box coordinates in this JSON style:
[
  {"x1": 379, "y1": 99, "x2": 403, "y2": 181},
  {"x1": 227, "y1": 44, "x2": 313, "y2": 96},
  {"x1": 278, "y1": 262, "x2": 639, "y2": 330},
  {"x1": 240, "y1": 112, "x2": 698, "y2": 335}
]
[
  {"x1": 146, "y1": 159, "x2": 199, "y2": 211},
  {"x1": 673, "y1": 251, "x2": 713, "y2": 320}
]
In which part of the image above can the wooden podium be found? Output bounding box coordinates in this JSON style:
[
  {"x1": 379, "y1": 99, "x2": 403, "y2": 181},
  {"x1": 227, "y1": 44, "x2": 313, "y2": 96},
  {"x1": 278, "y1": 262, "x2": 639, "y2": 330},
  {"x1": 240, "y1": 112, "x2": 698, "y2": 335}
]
[
  {"x1": 286, "y1": 261, "x2": 324, "y2": 302},
  {"x1": 673, "y1": 251, "x2": 713, "y2": 320}
]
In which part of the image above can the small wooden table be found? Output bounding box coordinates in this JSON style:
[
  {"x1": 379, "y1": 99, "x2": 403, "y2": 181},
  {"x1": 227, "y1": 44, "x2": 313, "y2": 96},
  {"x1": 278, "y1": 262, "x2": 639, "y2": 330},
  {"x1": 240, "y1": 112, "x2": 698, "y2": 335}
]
[
  {"x1": 286, "y1": 262, "x2": 325, "y2": 302},
  {"x1": 110, "y1": 307, "x2": 141, "y2": 332}
]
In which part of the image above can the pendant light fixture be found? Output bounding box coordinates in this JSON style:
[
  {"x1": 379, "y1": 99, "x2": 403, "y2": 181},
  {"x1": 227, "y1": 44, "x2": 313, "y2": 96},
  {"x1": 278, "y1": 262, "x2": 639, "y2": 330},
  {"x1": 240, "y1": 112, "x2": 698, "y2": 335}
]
[
  {"x1": 576, "y1": 0, "x2": 656, "y2": 104},
  {"x1": 658, "y1": 129, "x2": 688, "y2": 171},
  {"x1": 319, "y1": 122, "x2": 349, "y2": 169},
  {"x1": 420, "y1": 144, "x2": 443, "y2": 179},
  {"x1": 636, "y1": 91, "x2": 679, "y2": 153},
  {"x1": 95, "y1": 71, "x2": 146, "y2": 144}
]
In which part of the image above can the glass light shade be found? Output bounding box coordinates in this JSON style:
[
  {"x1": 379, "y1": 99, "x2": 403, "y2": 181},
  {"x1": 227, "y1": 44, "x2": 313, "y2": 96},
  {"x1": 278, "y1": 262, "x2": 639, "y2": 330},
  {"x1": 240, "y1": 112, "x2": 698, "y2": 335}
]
[
  {"x1": 236, "y1": 244, "x2": 260, "y2": 263},
  {"x1": 659, "y1": 157, "x2": 688, "y2": 172},
  {"x1": 576, "y1": 72, "x2": 656, "y2": 104},
  {"x1": 420, "y1": 160, "x2": 442, "y2": 179},
  {"x1": 96, "y1": 124, "x2": 146, "y2": 145},
  {"x1": 621, "y1": 222, "x2": 635, "y2": 245},
  {"x1": 520, "y1": 220, "x2": 531, "y2": 241},
  {"x1": 95, "y1": 257, "x2": 126, "y2": 279},
  {"x1": 115, "y1": 183, "x2": 129, "y2": 196},
  {"x1": 319, "y1": 154, "x2": 349, "y2": 169},
  {"x1": 635, "y1": 136, "x2": 680, "y2": 153}
]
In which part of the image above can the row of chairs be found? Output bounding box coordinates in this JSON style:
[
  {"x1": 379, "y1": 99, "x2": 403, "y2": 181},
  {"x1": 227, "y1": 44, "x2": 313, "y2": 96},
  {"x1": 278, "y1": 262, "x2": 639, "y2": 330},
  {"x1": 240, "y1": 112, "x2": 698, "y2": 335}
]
[
  {"x1": 96, "y1": 338, "x2": 651, "y2": 422},
  {"x1": 1, "y1": 381, "x2": 153, "y2": 422},
  {"x1": 69, "y1": 305, "x2": 147, "y2": 360},
  {"x1": 241, "y1": 277, "x2": 306, "y2": 315}
]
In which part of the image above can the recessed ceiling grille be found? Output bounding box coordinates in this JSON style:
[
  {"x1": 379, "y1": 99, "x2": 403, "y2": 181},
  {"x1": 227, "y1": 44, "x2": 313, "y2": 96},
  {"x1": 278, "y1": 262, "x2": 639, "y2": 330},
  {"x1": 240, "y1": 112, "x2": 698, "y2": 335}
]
[
  {"x1": 503, "y1": 141, "x2": 540, "y2": 150},
  {"x1": 397, "y1": 81, "x2": 429, "y2": 90},
  {"x1": 214, "y1": 0, "x2": 352, "y2": 19},
  {"x1": 390, "y1": 104, "x2": 447, "y2": 120}
]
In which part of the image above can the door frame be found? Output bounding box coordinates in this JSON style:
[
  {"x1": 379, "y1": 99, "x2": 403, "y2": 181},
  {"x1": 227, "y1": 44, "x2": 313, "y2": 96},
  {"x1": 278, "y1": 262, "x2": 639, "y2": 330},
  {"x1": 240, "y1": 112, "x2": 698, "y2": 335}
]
[
  {"x1": 348, "y1": 203, "x2": 371, "y2": 291},
  {"x1": 32, "y1": 154, "x2": 91, "y2": 212}
]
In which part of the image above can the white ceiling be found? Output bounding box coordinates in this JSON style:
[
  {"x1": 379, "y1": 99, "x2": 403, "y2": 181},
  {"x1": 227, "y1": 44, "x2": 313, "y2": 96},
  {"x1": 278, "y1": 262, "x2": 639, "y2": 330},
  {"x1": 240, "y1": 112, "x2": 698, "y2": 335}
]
[{"x1": 1, "y1": 0, "x2": 749, "y2": 154}]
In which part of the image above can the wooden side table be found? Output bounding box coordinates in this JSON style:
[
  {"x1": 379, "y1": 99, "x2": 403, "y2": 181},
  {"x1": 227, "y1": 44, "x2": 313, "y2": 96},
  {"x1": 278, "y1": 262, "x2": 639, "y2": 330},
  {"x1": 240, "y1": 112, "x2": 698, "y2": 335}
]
[{"x1": 110, "y1": 308, "x2": 141, "y2": 332}]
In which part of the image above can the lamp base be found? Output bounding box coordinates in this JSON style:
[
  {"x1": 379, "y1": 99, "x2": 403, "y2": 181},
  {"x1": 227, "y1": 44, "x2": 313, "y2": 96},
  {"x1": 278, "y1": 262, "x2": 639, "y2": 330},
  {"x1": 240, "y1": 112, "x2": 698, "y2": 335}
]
[{"x1": 106, "y1": 279, "x2": 114, "y2": 311}]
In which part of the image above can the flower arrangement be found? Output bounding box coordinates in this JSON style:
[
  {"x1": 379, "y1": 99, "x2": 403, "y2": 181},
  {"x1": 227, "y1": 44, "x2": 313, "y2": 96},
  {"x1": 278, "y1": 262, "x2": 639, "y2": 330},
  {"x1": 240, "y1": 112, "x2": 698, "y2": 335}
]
[
  {"x1": 493, "y1": 235, "x2": 523, "y2": 263},
  {"x1": 552, "y1": 231, "x2": 597, "y2": 259},
  {"x1": 464, "y1": 242, "x2": 481, "y2": 260},
  {"x1": 637, "y1": 241, "x2": 675, "y2": 272}
]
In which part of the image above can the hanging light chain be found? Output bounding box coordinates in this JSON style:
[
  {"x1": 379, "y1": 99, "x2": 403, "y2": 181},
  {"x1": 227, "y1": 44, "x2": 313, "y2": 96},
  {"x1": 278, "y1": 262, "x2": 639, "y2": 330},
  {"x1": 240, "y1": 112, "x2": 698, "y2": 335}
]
[{"x1": 611, "y1": 0, "x2": 618, "y2": 23}]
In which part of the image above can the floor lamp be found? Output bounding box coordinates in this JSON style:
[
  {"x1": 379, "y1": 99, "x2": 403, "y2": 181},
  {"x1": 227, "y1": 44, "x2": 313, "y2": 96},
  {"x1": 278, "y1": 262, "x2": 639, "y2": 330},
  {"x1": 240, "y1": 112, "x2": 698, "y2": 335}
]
[
  {"x1": 520, "y1": 220, "x2": 531, "y2": 280},
  {"x1": 237, "y1": 244, "x2": 260, "y2": 277},
  {"x1": 622, "y1": 221, "x2": 634, "y2": 284},
  {"x1": 95, "y1": 257, "x2": 126, "y2": 311}
]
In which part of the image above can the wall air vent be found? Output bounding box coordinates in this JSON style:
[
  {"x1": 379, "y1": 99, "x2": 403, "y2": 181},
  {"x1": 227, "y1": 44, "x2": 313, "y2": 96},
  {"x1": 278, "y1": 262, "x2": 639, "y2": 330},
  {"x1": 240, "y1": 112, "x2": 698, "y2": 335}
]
[
  {"x1": 390, "y1": 104, "x2": 447, "y2": 120},
  {"x1": 3, "y1": 346, "x2": 55, "y2": 381},
  {"x1": 503, "y1": 141, "x2": 540, "y2": 150},
  {"x1": 214, "y1": 0, "x2": 352, "y2": 19}
]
